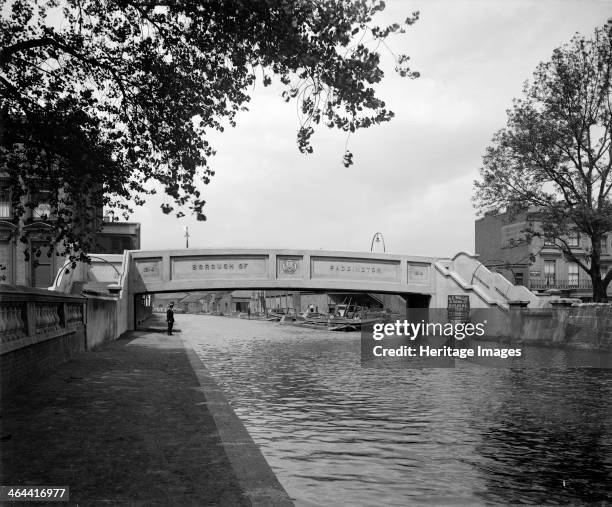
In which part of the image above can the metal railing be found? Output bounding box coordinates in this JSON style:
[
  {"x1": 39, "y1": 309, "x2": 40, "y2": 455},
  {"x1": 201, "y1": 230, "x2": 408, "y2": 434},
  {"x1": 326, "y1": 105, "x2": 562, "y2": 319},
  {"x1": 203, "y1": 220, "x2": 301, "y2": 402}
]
[{"x1": 528, "y1": 278, "x2": 593, "y2": 291}]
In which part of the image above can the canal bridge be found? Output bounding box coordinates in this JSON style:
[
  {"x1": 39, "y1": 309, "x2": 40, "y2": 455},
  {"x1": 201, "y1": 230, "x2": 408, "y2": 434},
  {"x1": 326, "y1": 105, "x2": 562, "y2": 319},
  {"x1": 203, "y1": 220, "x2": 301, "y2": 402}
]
[{"x1": 52, "y1": 248, "x2": 541, "y2": 332}]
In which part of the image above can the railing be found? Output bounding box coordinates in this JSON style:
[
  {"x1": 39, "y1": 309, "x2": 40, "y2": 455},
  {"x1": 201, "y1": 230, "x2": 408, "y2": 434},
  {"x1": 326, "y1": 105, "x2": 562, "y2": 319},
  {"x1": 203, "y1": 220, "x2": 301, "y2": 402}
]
[
  {"x1": 0, "y1": 287, "x2": 85, "y2": 354},
  {"x1": 528, "y1": 278, "x2": 594, "y2": 291},
  {"x1": 0, "y1": 303, "x2": 26, "y2": 343}
]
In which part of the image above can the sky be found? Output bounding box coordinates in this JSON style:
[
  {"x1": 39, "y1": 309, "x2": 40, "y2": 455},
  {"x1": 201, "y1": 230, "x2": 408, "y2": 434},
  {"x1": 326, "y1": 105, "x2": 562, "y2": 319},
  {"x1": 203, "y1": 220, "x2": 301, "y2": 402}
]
[{"x1": 128, "y1": 0, "x2": 612, "y2": 258}]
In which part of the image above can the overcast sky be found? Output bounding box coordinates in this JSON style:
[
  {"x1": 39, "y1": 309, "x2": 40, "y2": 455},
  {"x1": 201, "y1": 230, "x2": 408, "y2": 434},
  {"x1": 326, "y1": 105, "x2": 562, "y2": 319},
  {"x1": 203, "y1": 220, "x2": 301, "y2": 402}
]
[{"x1": 128, "y1": 0, "x2": 612, "y2": 258}]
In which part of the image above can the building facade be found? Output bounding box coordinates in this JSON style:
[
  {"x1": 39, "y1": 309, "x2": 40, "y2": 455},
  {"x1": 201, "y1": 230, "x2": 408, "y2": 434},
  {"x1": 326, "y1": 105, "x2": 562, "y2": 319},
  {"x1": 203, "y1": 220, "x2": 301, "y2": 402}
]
[
  {"x1": 475, "y1": 208, "x2": 612, "y2": 300},
  {"x1": 0, "y1": 184, "x2": 140, "y2": 289},
  {"x1": 96, "y1": 219, "x2": 141, "y2": 254}
]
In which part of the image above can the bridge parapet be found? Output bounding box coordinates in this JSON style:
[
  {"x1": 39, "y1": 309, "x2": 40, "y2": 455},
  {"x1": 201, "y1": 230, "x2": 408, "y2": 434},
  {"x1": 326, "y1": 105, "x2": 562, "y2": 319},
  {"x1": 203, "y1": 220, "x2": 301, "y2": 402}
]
[{"x1": 127, "y1": 248, "x2": 437, "y2": 295}]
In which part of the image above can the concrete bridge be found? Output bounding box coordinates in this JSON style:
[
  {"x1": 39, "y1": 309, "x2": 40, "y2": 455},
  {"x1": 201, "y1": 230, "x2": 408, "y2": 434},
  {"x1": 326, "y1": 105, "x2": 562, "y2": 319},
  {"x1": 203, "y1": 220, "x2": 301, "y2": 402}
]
[
  {"x1": 51, "y1": 248, "x2": 543, "y2": 332},
  {"x1": 129, "y1": 248, "x2": 437, "y2": 296},
  {"x1": 2, "y1": 247, "x2": 549, "y2": 397}
]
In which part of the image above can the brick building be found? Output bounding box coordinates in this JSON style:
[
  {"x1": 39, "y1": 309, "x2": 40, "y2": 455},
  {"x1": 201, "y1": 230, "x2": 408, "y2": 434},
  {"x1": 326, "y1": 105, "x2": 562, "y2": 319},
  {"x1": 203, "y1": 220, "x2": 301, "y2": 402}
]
[{"x1": 475, "y1": 207, "x2": 612, "y2": 300}]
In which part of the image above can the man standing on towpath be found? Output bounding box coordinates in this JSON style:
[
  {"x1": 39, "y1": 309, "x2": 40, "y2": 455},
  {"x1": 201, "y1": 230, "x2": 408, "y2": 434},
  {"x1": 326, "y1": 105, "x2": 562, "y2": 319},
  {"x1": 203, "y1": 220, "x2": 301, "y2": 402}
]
[{"x1": 166, "y1": 302, "x2": 175, "y2": 335}]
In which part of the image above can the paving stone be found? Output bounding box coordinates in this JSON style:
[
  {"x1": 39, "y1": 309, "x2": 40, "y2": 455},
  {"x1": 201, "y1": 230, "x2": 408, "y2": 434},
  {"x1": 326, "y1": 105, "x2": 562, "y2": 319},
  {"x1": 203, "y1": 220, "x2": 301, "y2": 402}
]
[{"x1": 0, "y1": 332, "x2": 250, "y2": 506}]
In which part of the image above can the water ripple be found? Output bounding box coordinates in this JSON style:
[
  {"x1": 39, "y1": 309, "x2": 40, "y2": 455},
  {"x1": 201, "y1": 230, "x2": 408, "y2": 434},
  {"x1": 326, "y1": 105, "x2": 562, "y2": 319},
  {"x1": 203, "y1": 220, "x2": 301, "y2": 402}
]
[{"x1": 184, "y1": 316, "x2": 612, "y2": 506}]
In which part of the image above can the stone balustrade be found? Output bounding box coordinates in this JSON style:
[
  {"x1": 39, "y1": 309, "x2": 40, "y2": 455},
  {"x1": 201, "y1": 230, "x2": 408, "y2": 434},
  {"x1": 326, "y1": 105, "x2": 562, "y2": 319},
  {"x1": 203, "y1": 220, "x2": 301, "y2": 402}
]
[
  {"x1": 0, "y1": 286, "x2": 127, "y2": 400},
  {"x1": 0, "y1": 286, "x2": 85, "y2": 356},
  {"x1": 0, "y1": 303, "x2": 27, "y2": 344},
  {"x1": 66, "y1": 302, "x2": 84, "y2": 324}
]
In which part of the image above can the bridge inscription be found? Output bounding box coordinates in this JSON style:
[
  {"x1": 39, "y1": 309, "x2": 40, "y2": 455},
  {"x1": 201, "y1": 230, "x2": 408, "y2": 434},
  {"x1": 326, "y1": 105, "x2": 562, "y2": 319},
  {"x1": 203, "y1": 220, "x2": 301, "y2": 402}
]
[
  {"x1": 134, "y1": 258, "x2": 162, "y2": 281},
  {"x1": 171, "y1": 256, "x2": 268, "y2": 280},
  {"x1": 311, "y1": 257, "x2": 399, "y2": 282}
]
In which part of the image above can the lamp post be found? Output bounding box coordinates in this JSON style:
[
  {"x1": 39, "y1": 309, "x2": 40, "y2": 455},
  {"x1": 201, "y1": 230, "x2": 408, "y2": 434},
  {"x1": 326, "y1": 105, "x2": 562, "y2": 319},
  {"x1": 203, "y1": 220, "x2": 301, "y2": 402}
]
[
  {"x1": 183, "y1": 226, "x2": 190, "y2": 248},
  {"x1": 370, "y1": 232, "x2": 386, "y2": 252}
]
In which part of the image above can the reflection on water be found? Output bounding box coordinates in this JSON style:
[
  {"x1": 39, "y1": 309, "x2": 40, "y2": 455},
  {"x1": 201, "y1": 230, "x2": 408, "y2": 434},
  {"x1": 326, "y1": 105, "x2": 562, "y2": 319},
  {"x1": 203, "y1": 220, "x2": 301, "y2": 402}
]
[{"x1": 184, "y1": 315, "x2": 612, "y2": 506}]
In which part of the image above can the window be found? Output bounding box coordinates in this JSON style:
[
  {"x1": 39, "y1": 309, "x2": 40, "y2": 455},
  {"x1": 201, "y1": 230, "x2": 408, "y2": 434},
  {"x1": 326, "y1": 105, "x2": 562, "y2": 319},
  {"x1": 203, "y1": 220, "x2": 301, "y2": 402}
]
[
  {"x1": 567, "y1": 232, "x2": 579, "y2": 247},
  {"x1": 600, "y1": 236, "x2": 608, "y2": 254},
  {"x1": 33, "y1": 203, "x2": 51, "y2": 220},
  {"x1": 31, "y1": 189, "x2": 53, "y2": 220},
  {"x1": 108, "y1": 236, "x2": 134, "y2": 253},
  {"x1": 514, "y1": 272, "x2": 524, "y2": 286},
  {"x1": 32, "y1": 190, "x2": 52, "y2": 220},
  {"x1": 544, "y1": 237, "x2": 557, "y2": 246},
  {"x1": 568, "y1": 264, "x2": 579, "y2": 287},
  {"x1": 544, "y1": 260, "x2": 556, "y2": 286},
  {"x1": 0, "y1": 189, "x2": 11, "y2": 218}
]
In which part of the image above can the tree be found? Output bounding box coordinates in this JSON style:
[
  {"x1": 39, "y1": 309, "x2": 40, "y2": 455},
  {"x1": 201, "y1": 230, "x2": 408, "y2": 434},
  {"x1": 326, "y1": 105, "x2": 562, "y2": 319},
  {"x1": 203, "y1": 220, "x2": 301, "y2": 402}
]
[
  {"x1": 0, "y1": 0, "x2": 419, "y2": 265},
  {"x1": 473, "y1": 21, "x2": 612, "y2": 301}
]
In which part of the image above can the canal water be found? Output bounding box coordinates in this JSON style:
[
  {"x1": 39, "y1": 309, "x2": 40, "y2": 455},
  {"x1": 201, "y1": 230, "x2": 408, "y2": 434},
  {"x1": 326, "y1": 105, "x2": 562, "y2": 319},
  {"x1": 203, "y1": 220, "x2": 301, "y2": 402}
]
[{"x1": 184, "y1": 315, "x2": 612, "y2": 506}]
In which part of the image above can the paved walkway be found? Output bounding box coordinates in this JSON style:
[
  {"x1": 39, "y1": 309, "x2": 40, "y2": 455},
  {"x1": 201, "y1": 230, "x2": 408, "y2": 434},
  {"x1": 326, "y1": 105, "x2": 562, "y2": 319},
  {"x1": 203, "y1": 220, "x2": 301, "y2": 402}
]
[{"x1": 0, "y1": 320, "x2": 292, "y2": 506}]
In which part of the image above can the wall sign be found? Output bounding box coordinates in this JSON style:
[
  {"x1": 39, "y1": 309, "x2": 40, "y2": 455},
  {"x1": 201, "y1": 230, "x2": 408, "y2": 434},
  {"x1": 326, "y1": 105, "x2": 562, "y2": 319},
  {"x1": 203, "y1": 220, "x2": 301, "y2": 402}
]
[{"x1": 447, "y1": 295, "x2": 470, "y2": 323}]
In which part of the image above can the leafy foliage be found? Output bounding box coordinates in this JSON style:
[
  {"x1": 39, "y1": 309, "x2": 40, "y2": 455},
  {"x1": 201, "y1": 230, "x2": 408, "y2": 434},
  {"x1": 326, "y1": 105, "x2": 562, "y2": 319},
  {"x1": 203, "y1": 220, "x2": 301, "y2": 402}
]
[
  {"x1": 474, "y1": 21, "x2": 612, "y2": 300},
  {"x1": 0, "y1": 0, "x2": 419, "y2": 264}
]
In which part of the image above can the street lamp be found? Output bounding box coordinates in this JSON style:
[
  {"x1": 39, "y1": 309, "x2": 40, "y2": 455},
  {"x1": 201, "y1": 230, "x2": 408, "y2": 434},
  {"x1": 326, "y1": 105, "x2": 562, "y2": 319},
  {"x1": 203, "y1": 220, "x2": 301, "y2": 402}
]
[{"x1": 370, "y1": 232, "x2": 386, "y2": 252}]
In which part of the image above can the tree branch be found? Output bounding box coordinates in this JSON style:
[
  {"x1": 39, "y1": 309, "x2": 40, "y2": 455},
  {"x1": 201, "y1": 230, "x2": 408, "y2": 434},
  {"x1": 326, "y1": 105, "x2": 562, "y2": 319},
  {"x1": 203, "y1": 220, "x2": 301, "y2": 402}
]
[{"x1": 0, "y1": 37, "x2": 58, "y2": 64}]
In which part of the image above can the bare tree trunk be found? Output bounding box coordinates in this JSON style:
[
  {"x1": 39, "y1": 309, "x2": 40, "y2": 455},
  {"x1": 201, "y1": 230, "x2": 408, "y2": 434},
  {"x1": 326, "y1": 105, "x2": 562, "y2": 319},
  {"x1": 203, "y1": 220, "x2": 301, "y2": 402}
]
[
  {"x1": 591, "y1": 274, "x2": 609, "y2": 302},
  {"x1": 589, "y1": 235, "x2": 606, "y2": 302}
]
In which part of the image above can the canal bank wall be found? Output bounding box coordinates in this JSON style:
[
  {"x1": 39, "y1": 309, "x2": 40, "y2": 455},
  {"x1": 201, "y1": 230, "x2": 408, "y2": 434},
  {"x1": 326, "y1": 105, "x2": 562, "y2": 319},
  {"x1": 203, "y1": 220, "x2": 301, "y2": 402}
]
[
  {"x1": 181, "y1": 334, "x2": 294, "y2": 505},
  {"x1": 0, "y1": 284, "x2": 151, "y2": 400},
  {"x1": 490, "y1": 303, "x2": 612, "y2": 350}
]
